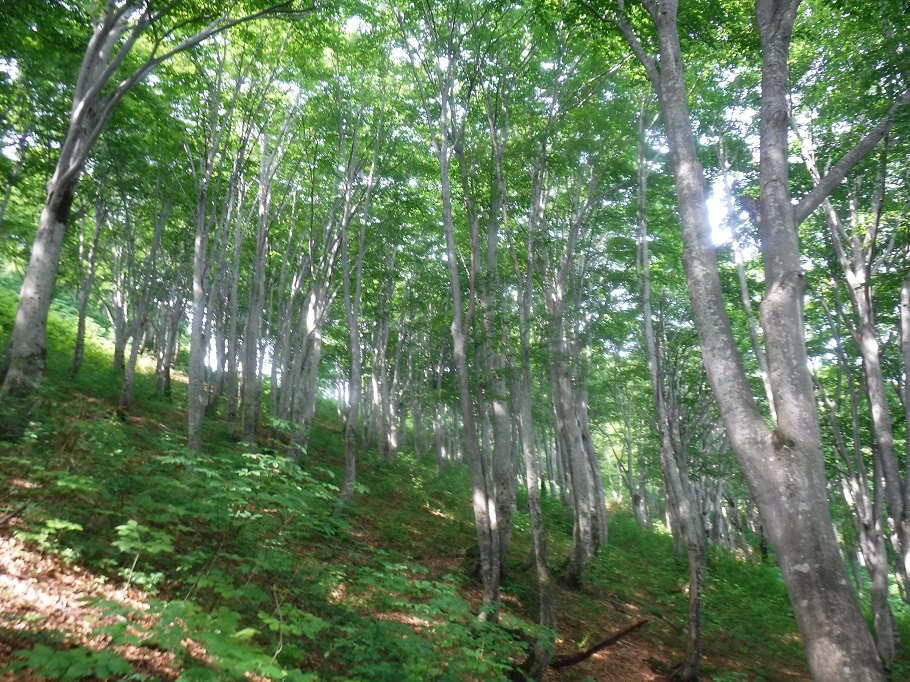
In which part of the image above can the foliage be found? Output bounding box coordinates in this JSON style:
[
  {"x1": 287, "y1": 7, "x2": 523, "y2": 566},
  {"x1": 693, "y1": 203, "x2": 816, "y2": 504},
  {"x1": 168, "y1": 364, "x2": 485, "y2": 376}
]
[{"x1": 11, "y1": 644, "x2": 137, "y2": 681}]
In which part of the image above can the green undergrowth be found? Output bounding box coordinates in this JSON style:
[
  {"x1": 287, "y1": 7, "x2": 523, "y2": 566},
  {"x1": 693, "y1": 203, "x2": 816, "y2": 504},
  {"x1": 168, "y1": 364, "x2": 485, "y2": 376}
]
[
  {"x1": 1, "y1": 276, "x2": 907, "y2": 680},
  {"x1": 0, "y1": 398, "x2": 533, "y2": 681}
]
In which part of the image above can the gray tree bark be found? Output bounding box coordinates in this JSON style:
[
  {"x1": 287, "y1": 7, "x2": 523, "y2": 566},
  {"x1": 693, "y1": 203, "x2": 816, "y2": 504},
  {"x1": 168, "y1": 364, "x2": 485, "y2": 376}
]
[
  {"x1": 611, "y1": 0, "x2": 888, "y2": 677},
  {"x1": 71, "y1": 194, "x2": 105, "y2": 376},
  {"x1": 637, "y1": 104, "x2": 705, "y2": 679}
]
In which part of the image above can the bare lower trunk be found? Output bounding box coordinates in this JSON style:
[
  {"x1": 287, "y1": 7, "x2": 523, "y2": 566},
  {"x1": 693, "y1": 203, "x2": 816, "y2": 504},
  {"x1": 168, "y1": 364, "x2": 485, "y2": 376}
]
[
  {"x1": 339, "y1": 213, "x2": 366, "y2": 506},
  {"x1": 637, "y1": 110, "x2": 704, "y2": 677},
  {"x1": 548, "y1": 333, "x2": 597, "y2": 587},
  {"x1": 1, "y1": 183, "x2": 76, "y2": 437},
  {"x1": 440, "y1": 138, "x2": 500, "y2": 615},
  {"x1": 187, "y1": 209, "x2": 209, "y2": 452},
  {"x1": 615, "y1": 1, "x2": 885, "y2": 677},
  {"x1": 290, "y1": 331, "x2": 323, "y2": 459},
  {"x1": 71, "y1": 201, "x2": 104, "y2": 376}
]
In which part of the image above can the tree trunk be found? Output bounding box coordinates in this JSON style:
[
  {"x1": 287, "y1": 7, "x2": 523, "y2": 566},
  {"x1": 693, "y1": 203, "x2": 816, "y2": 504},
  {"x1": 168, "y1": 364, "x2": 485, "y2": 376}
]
[
  {"x1": 119, "y1": 187, "x2": 166, "y2": 409},
  {"x1": 339, "y1": 209, "x2": 368, "y2": 505},
  {"x1": 615, "y1": 1, "x2": 886, "y2": 677},
  {"x1": 0, "y1": 180, "x2": 76, "y2": 437},
  {"x1": 637, "y1": 108, "x2": 705, "y2": 678},
  {"x1": 71, "y1": 196, "x2": 105, "y2": 376}
]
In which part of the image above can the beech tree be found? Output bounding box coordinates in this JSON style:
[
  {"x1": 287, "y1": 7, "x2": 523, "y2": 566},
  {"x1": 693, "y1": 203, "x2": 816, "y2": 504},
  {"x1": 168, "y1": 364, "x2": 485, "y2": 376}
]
[
  {"x1": 600, "y1": 0, "x2": 908, "y2": 677},
  {"x1": 0, "y1": 0, "x2": 310, "y2": 438}
]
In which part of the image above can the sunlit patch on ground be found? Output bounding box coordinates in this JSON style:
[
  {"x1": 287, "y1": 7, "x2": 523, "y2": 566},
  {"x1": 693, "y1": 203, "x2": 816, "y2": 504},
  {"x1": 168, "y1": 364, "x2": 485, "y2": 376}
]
[{"x1": 0, "y1": 531, "x2": 179, "y2": 681}]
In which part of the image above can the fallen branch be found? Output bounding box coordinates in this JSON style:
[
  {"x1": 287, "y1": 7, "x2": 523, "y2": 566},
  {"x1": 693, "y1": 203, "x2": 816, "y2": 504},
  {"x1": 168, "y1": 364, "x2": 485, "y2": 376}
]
[
  {"x1": 550, "y1": 618, "x2": 648, "y2": 669},
  {"x1": 0, "y1": 504, "x2": 26, "y2": 527}
]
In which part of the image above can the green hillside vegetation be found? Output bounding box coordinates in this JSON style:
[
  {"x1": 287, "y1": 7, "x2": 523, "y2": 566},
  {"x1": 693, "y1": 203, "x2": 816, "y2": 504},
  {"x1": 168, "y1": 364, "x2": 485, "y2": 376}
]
[{"x1": 3, "y1": 278, "x2": 905, "y2": 681}]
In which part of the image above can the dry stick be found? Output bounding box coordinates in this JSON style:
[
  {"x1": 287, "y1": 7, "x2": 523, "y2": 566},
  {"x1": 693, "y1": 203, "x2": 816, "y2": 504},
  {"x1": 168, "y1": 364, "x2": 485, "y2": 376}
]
[
  {"x1": 549, "y1": 619, "x2": 649, "y2": 669},
  {"x1": 0, "y1": 505, "x2": 26, "y2": 526}
]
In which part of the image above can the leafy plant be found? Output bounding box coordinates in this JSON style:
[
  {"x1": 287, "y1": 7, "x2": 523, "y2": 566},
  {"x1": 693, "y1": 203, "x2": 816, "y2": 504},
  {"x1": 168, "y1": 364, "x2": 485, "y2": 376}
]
[{"x1": 11, "y1": 644, "x2": 138, "y2": 681}]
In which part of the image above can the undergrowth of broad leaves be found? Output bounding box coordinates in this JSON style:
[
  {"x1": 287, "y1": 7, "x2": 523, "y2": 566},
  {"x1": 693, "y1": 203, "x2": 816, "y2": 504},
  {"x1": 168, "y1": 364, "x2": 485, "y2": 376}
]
[
  {"x1": 0, "y1": 394, "x2": 532, "y2": 681},
  {"x1": 1, "y1": 280, "x2": 906, "y2": 681}
]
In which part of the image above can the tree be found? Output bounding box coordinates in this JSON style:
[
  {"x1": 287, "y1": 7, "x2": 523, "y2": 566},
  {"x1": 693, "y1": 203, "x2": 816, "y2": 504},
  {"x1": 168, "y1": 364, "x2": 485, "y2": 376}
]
[
  {"x1": 601, "y1": 0, "x2": 908, "y2": 677},
  {"x1": 0, "y1": 0, "x2": 310, "y2": 439},
  {"x1": 636, "y1": 91, "x2": 705, "y2": 680}
]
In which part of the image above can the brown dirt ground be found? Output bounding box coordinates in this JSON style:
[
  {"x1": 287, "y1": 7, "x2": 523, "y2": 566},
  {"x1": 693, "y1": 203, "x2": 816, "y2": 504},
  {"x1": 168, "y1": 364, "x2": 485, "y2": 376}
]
[{"x1": 0, "y1": 527, "x2": 179, "y2": 681}]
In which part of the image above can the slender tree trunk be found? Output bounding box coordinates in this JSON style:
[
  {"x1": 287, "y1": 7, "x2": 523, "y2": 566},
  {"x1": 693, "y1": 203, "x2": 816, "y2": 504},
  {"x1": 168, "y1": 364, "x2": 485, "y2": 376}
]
[
  {"x1": 241, "y1": 134, "x2": 274, "y2": 441},
  {"x1": 224, "y1": 208, "x2": 247, "y2": 429},
  {"x1": 797, "y1": 134, "x2": 910, "y2": 602},
  {"x1": 720, "y1": 142, "x2": 775, "y2": 420},
  {"x1": 637, "y1": 108, "x2": 705, "y2": 678},
  {"x1": 188, "y1": 200, "x2": 210, "y2": 452},
  {"x1": 119, "y1": 188, "x2": 166, "y2": 409},
  {"x1": 339, "y1": 210, "x2": 367, "y2": 506},
  {"x1": 71, "y1": 196, "x2": 105, "y2": 376},
  {"x1": 817, "y1": 288, "x2": 899, "y2": 666},
  {"x1": 513, "y1": 222, "x2": 556, "y2": 678}
]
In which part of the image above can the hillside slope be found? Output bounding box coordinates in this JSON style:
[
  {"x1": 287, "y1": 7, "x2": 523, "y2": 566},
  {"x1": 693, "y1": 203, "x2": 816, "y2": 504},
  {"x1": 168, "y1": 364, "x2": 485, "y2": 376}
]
[{"x1": 0, "y1": 281, "x2": 901, "y2": 681}]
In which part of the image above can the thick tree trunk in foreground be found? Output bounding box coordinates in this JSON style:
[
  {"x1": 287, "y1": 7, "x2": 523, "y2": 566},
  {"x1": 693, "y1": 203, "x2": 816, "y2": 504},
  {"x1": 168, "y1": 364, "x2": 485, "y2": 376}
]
[
  {"x1": 0, "y1": 185, "x2": 75, "y2": 425},
  {"x1": 615, "y1": 1, "x2": 886, "y2": 678}
]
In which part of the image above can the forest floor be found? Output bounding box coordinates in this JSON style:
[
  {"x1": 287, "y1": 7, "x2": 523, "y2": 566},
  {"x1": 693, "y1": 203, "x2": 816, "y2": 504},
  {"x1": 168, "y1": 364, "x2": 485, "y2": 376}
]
[
  {"x1": 0, "y1": 283, "x2": 905, "y2": 681},
  {"x1": 0, "y1": 388, "x2": 823, "y2": 682}
]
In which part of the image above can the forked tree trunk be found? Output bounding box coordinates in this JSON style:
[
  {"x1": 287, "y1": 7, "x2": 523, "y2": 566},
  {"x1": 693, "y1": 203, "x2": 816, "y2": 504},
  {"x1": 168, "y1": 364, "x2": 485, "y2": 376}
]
[
  {"x1": 547, "y1": 322, "x2": 599, "y2": 587},
  {"x1": 614, "y1": 1, "x2": 886, "y2": 678}
]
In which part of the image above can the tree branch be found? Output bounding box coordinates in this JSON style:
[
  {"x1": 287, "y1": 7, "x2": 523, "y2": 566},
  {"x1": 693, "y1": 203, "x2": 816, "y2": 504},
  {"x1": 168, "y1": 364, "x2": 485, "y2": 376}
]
[
  {"x1": 550, "y1": 619, "x2": 648, "y2": 669},
  {"x1": 793, "y1": 88, "x2": 910, "y2": 225}
]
